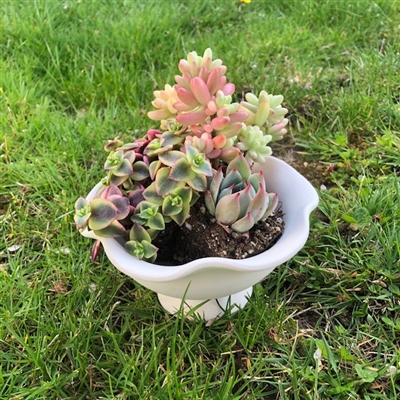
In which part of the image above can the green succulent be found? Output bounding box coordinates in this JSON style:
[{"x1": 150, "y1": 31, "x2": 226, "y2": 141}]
[
  {"x1": 159, "y1": 144, "x2": 213, "y2": 191},
  {"x1": 104, "y1": 150, "x2": 136, "y2": 185},
  {"x1": 205, "y1": 153, "x2": 278, "y2": 233},
  {"x1": 236, "y1": 125, "x2": 273, "y2": 164},
  {"x1": 74, "y1": 185, "x2": 130, "y2": 237},
  {"x1": 131, "y1": 201, "x2": 165, "y2": 230},
  {"x1": 239, "y1": 91, "x2": 289, "y2": 142},
  {"x1": 125, "y1": 223, "x2": 158, "y2": 262},
  {"x1": 143, "y1": 184, "x2": 199, "y2": 226}
]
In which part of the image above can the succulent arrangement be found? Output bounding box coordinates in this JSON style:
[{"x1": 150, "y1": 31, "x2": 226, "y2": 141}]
[{"x1": 74, "y1": 49, "x2": 288, "y2": 263}]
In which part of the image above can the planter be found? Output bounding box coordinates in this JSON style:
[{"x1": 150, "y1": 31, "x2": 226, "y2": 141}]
[{"x1": 81, "y1": 156, "x2": 318, "y2": 321}]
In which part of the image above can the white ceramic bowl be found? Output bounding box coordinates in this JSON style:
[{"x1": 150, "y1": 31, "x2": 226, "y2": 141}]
[{"x1": 81, "y1": 156, "x2": 318, "y2": 320}]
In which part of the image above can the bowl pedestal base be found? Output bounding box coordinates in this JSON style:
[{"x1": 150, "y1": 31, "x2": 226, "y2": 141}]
[{"x1": 158, "y1": 286, "x2": 253, "y2": 321}]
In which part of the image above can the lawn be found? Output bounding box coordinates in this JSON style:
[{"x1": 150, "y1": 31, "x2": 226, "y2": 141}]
[{"x1": 1, "y1": 0, "x2": 399, "y2": 399}]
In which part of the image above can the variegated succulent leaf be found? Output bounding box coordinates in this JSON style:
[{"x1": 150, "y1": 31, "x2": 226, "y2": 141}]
[
  {"x1": 185, "y1": 144, "x2": 213, "y2": 175},
  {"x1": 158, "y1": 150, "x2": 185, "y2": 167},
  {"x1": 144, "y1": 137, "x2": 175, "y2": 157},
  {"x1": 94, "y1": 220, "x2": 127, "y2": 238},
  {"x1": 128, "y1": 185, "x2": 146, "y2": 208},
  {"x1": 143, "y1": 138, "x2": 161, "y2": 156},
  {"x1": 162, "y1": 121, "x2": 186, "y2": 135},
  {"x1": 162, "y1": 186, "x2": 193, "y2": 226},
  {"x1": 130, "y1": 161, "x2": 150, "y2": 181},
  {"x1": 161, "y1": 131, "x2": 185, "y2": 147},
  {"x1": 74, "y1": 197, "x2": 91, "y2": 229},
  {"x1": 126, "y1": 223, "x2": 158, "y2": 262},
  {"x1": 155, "y1": 166, "x2": 185, "y2": 196},
  {"x1": 131, "y1": 201, "x2": 165, "y2": 230},
  {"x1": 143, "y1": 182, "x2": 164, "y2": 206},
  {"x1": 75, "y1": 186, "x2": 127, "y2": 236},
  {"x1": 104, "y1": 136, "x2": 124, "y2": 152},
  {"x1": 87, "y1": 199, "x2": 119, "y2": 231},
  {"x1": 165, "y1": 145, "x2": 212, "y2": 191},
  {"x1": 169, "y1": 157, "x2": 197, "y2": 182},
  {"x1": 104, "y1": 150, "x2": 135, "y2": 176}
]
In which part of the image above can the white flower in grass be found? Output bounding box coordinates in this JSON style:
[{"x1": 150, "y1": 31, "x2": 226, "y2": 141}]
[
  {"x1": 388, "y1": 365, "x2": 397, "y2": 376},
  {"x1": 313, "y1": 348, "x2": 323, "y2": 369}
]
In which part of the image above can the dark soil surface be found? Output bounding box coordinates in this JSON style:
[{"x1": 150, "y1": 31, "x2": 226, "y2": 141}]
[{"x1": 154, "y1": 198, "x2": 285, "y2": 266}]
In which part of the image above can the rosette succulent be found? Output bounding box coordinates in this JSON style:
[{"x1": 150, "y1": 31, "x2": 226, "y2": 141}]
[
  {"x1": 126, "y1": 223, "x2": 158, "y2": 262},
  {"x1": 205, "y1": 154, "x2": 278, "y2": 233},
  {"x1": 158, "y1": 144, "x2": 213, "y2": 191},
  {"x1": 74, "y1": 48, "x2": 288, "y2": 263}
]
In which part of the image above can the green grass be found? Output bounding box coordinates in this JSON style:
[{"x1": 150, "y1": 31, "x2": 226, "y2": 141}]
[{"x1": 1, "y1": 0, "x2": 399, "y2": 398}]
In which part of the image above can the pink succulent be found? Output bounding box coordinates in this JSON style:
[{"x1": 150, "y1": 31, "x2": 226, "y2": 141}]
[
  {"x1": 147, "y1": 85, "x2": 179, "y2": 121},
  {"x1": 184, "y1": 132, "x2": 227, "y2": 159}
]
